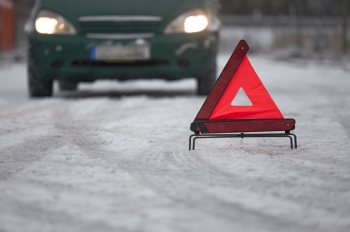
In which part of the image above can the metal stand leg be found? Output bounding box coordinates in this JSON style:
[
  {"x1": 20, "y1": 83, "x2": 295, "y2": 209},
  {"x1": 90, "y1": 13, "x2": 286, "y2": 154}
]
[
  {"x1": 189, "y1": 134, "x2": 199, "y2": 150},
  {"x1": 289, "y1": 133, "x2": 297, "y2": 148}
]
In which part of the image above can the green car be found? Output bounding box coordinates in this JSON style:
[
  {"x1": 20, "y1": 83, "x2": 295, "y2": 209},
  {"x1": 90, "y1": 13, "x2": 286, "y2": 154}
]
[{"x1": 25, "y1": 0, "x2": 221, "y2": 97}]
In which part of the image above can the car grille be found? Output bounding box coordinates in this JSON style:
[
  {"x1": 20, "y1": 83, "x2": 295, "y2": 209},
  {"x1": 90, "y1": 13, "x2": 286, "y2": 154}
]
[
  {"x1": 71, "y1": 60, "x2": 169, "y2": 67},
  {"x1": 78, "y1": 21, "x2": 161, "y2": 34}
]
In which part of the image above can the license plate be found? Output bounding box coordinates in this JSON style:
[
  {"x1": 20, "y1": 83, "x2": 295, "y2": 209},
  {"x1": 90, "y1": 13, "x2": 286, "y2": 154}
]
[{"x1": 90, "y1": 44, "x2": 150, "y2": 61}]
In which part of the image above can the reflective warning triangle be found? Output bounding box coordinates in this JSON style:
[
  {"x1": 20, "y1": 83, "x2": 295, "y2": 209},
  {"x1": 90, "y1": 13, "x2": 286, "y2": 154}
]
[
  {"x1": 190, "y1": 40, "x2": 296, "y2": 149},
  {"x1": 209, "y1": 56, "x2": 283, "y2": 120},
  {"x1": 194, "y1": 40, "x2": 283, "y2": 121}
]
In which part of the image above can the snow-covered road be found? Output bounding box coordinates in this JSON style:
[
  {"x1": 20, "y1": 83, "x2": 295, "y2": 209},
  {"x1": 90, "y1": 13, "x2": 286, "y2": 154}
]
[{"x1": 0, "y1": 54, "x2": 349, "y2": 232}]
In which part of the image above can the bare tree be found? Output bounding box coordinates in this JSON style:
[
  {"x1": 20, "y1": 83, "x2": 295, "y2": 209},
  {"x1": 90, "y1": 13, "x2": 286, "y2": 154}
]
[
  {"x1": 268, "y1": 0, "x2": 284, "y2": 15},
  {"x1": 342, "y1": 0, "x2": 349, "y2": 54},
  {"x1": 295, "y1": 0, "x2": 304, "y2": 48}
]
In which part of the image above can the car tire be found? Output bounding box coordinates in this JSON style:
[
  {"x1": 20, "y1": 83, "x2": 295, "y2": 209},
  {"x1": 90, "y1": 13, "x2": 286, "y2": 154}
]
[
  {"x1": 28, "y1": 64, "x2": 53, "y2": 98},
  {"x1": 196, "y1": 47, "x2": 217, "y2": 96},
  {"x1": 58, "y1": 80, "x2": 78, "y2": 91}
]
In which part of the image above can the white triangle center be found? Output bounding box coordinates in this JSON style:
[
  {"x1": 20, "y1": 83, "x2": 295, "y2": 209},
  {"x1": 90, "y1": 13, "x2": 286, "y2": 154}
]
[{"x1": 231, "y1": 87, "x2": 253, "y2": 106}]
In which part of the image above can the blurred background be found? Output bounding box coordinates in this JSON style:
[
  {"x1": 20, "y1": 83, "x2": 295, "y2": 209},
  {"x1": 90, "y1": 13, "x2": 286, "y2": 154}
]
[{"x1": 0, "y1": 0, "x2": 349, "y2": 61}]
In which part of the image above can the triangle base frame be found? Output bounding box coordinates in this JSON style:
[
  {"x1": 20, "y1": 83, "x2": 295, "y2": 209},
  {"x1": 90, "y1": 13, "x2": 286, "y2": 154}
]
[
  {"x1": 189, "y1": 119, "x2": 297, "y2": 149},
  {"x1": 189, "y1": 131, "x2": 297, "y2": 150}
]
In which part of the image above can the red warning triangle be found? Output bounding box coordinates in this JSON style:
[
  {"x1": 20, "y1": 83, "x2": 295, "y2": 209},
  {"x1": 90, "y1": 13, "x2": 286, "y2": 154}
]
[
  {"x1": 194, "y1": 40, "x2": 284, "y2": 122},
  {"x1": 190, "y1": 40, "x2": 296, "y2": 147},
  {"x1": 209, "y1": 56, "x2": 283, "y2": 120}
]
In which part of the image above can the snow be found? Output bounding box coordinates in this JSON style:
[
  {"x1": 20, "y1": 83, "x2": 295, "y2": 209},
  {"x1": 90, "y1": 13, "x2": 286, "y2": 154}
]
[
  {"x1": 231, "y1": 87, "x2": 253, "y2": 106},
  {"x1": 0, "y1": 52, "x2": 350, "y2": 232}
]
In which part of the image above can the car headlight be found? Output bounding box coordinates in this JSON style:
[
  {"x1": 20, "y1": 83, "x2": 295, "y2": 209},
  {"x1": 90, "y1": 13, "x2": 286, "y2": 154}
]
[
  {"x1": 164, "y1": 9, "x2": 209, "y2": 34},
  {"x1": 35, "y1": 10, "x2": 77, "y2": 35}
]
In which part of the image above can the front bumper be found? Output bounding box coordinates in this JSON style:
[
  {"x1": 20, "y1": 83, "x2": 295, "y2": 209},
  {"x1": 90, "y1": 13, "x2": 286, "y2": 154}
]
[{"x1": 28, "y1": 32, "x2": 218, "y2": 81}]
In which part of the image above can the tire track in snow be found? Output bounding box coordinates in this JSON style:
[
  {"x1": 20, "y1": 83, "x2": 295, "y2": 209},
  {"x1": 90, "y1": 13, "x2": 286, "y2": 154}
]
[
  {"x1": 0, "y1": 100, "x2": 68, "y2": 181},
  {"x1": 102, "y1": 149, "x2": 319, "y2": 232},
  {"x1": 54, "y1": 93, "x2": 350, "y2": 232},
  {"x1": 0, "y1": 135, "x2": 64, "y2": 181},
  {"x1": 98, "y1": 140, "x2": 350, "y2": 232}
]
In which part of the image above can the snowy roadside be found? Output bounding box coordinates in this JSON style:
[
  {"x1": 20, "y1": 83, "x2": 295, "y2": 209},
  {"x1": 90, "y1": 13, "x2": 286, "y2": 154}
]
[{"x1": 0, "y1": 54, "x2": 349, "y2": 232}]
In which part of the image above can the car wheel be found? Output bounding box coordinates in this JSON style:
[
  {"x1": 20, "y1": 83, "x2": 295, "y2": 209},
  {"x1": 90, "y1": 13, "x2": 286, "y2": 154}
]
[
  {"x1": 58, "y1": 80, "x2": 78, "y2": 91},
  {"x1": 28, "y1": 64, "x2": 53, "y2": 98},
  {"x1": 196, "y1": 48, "x2": 217, "y2": 96}
]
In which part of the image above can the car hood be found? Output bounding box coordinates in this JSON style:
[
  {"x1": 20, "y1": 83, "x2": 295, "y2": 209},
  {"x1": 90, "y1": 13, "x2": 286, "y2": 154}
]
[{"x1": 43, "y1": 0, "x2": 199, "y2": 20}]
